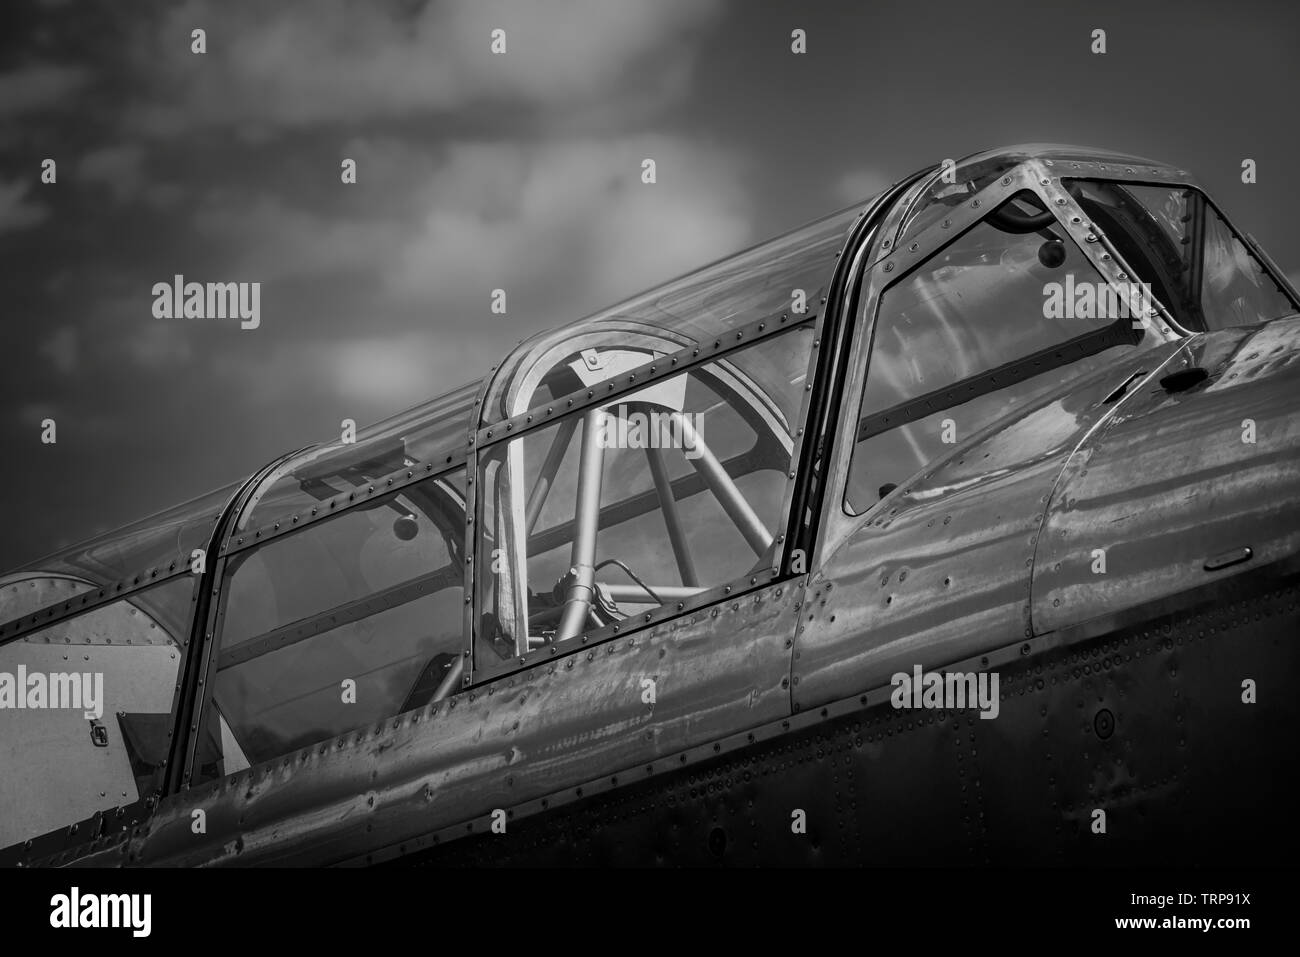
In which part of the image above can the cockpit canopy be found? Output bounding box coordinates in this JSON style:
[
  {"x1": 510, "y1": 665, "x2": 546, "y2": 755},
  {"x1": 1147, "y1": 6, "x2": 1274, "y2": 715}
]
[
  {"x1": 3, "y1": 144, "x2": 1297, "y2": 850},
  {"x1": 7, "y1": 144, "x2": 1295, "y2": 601}
]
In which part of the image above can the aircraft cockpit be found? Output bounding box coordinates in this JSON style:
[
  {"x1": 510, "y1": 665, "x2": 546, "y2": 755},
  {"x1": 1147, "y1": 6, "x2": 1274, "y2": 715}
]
[
  {"x1": 4, "y1": 144, "x2": 1298, "y2": 863},
  {"x1": 470, "y1": 207, "x2": 856, "y2": 675}
]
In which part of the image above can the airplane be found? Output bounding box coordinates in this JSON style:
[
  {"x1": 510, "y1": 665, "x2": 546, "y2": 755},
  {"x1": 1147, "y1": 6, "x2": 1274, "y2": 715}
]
[{"x1": 2, "y1": 143, "x2": 1297, "y2": 867}]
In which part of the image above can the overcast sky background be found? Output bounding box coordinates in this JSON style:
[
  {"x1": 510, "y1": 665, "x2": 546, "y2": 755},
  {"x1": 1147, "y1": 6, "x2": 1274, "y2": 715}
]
[{"x1": 1, "y1": 0, "x2": 1297, "y2": 572}]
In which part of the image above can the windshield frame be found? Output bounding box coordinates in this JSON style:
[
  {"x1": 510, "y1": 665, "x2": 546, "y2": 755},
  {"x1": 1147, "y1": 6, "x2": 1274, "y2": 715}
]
[
  {"x1": 817, "y1": 156, "x2": 1188, "y2": 559},
  {"x1": 1060, "y1": 177, "x2": 1300, "y2": 333}
]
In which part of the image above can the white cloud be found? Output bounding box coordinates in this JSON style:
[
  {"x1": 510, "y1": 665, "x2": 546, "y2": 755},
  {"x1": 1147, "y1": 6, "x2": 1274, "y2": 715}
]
[
  {"x1": 0, "y1": 178, "x2": 49, "y2": 234},
  {"x1": 55, "y1": 292, "x2": 196, "y2": 372},
  {"x1": 192, "y1": 191, "x2": 402, "y2": 281},
  {"x1": 178, "y1": 133, "x2": 753, "y2": 429},
  {"x1": 387, "y1": 135, "x2": 753, "y2": 315},
  {"x1": 119, "y1": 321, "x2": 196, "y2": 370},
  {"x1": 126, "y1": 0, "x2": 724, "y2": 136},
  {"x1": 205, "y1": 329, "x2": 490, "y2": 426},
  {"x1": 14, "y1": 403, "x2": 57, "y2": 427},
  {"x1": 37, "y1": 327, "x2": 78, "y2": 375},
  {"x1": 0, "y1": 62, "x2": 85, "y2": 117},
  {"x1": 326, "y1": 332, "x2": 486, "y2": 407},
  {"x1": 188, "y1": 134, "x2": 753, "y2": 324},
  {"x1": 77, "y1": 146, "x2": 147, "y2": 204}
]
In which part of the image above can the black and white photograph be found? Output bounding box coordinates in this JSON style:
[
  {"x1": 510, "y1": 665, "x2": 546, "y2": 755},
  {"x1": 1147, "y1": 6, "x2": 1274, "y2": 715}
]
[{"x1": 0, "y1": 0, "x2": 1294, "y2": 938}]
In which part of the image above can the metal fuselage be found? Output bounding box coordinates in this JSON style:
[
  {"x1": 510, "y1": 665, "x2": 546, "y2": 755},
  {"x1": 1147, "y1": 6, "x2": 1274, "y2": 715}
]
[{"x1": 11, "y1": 146, "x2": 1300, "y2": 867}]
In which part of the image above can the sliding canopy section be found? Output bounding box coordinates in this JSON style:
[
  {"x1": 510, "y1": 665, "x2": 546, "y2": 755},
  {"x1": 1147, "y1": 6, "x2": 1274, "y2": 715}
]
[
  {"x1": 477, "y1": 202, "x2": 868, "y2": 427},
  {"x1": 234, "y1": 380, "x2": 480, "y2": 534},
  {"x1": 475, "y1": 324, "x2": 815, "y2": 675}
]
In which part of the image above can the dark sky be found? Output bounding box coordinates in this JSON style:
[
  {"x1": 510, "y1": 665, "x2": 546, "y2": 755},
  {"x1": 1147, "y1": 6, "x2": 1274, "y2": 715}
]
[{"x1": 1, "y1": 0, "x2": 1297, "y2": 573}]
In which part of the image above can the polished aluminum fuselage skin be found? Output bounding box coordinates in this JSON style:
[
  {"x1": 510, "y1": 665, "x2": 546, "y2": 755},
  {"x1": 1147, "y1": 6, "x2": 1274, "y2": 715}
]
[{"x1": 18, "y1": 146, "x2": 1300, "y2": 868}]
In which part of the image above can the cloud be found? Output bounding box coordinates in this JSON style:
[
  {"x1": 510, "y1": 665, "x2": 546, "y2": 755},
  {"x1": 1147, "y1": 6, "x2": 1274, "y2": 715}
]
[
  {"x1": 119, "y1": 321, "x2": 196, "y2": 370},
  {"x1": 43, "y1": 291, "x2": 195, "y2": 373},
  {"x1": 326, "y1": 332, "x2": 475, "y2": 406},
  {"x1": 37, "y1": 327, "x2": 78, "y2": 375},
  {"x1": 76, "y1": 146, "x2": 147, "y2": 204},
  {"x1": 0, "y1": 178, "x2": 49, "y2": 234},
  {"x1": 387, "y1": 135, "x2": 753, "y2": 316},
  {"x1": 187, "y1": 134, "x2": 752, "y2": 326},
  {"x1": 0, "y1": 62, "x2": 85, "y2": 117},
  {"x1": 168, "y1": 133, "x2": 752, "y2": 433},
  {"x1": 13, "y1": 403, "x2": 58, "y2": 428},
  {"x1": 204, "y1": 329, "x2": 488, "y2": 429},
  {"x1": 192, "y1": 191, "x2": 402, "y2": 281},
  {"x1": 124, "y1": 0, "x2": 725, "y2": 137}
]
